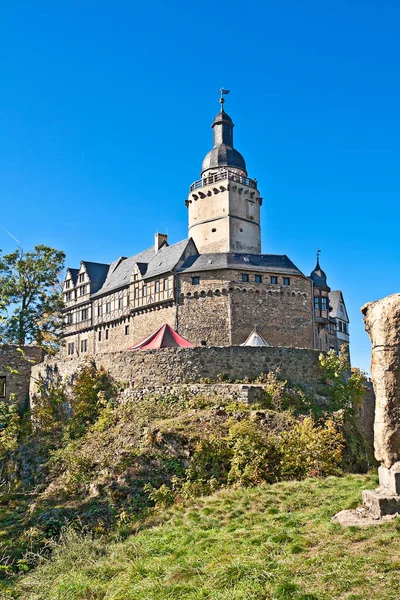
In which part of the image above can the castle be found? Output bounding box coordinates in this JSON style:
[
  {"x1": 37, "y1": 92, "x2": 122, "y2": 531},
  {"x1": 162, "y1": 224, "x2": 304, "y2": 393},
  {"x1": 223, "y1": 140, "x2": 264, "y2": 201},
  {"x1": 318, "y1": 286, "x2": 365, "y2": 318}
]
[{"x1": 61, "y1": 96, "x2": 349, "y2": 357}]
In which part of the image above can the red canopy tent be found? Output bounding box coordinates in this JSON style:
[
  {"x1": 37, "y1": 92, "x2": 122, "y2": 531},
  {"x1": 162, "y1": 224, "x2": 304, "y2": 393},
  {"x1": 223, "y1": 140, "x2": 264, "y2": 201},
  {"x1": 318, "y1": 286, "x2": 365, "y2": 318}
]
[{"x1": 128, "y1": 324, "x2": 194, "y2": 350}]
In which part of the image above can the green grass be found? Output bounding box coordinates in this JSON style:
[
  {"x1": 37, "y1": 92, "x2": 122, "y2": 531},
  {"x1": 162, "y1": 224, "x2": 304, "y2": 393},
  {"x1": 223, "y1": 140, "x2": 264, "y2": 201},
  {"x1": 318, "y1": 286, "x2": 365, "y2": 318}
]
[{"x1": 4, "y1": 472, "x2": 400, "y2": 599}]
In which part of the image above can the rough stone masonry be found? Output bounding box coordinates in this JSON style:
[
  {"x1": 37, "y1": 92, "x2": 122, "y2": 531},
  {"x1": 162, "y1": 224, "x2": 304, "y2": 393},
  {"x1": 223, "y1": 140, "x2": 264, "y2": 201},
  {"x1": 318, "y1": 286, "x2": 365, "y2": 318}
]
[{"x1": 361, "y1": 293, "x2": 400, "y2": 517}]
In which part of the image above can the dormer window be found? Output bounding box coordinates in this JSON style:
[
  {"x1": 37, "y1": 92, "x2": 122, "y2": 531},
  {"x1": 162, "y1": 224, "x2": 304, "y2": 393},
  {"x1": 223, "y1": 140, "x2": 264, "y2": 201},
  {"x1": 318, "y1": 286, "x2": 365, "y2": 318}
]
[
  {"x1": 65, "y1": 280, "x2": 70, "y2": 289},
  {"x1": 79, "y1": 273, "x2": 85, "y2": 283}
]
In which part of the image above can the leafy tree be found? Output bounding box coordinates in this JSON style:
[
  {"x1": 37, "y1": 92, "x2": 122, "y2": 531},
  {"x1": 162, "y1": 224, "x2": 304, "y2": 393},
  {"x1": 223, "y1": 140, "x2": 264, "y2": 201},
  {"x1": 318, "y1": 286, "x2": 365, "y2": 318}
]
[
  {"x1": 319, "y1": 345, "x2": 367, "y2": 415},
  {"x1": 0, "y1": 245, "x2": 65, "y2": 351}
]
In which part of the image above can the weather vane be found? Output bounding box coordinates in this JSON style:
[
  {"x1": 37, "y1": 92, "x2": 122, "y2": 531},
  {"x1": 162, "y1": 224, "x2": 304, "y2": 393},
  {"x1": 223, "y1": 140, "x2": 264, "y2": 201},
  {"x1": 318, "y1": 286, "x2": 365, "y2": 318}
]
[{"x1": 218, "y1": 87, "x2": 230, "y2": 107}]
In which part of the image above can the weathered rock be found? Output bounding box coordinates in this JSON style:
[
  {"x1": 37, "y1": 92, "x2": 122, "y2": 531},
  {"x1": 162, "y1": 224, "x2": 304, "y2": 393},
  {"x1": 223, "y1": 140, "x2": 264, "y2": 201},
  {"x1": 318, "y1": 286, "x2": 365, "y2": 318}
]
[{"x1": 361, "y1": 293, "x2": 400, "y2": 469}]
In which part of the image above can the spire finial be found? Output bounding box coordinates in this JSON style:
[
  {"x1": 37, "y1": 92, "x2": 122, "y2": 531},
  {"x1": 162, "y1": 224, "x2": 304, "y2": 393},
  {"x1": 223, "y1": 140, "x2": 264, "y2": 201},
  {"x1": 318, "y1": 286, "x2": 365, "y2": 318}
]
[
  {"x1": 316, "y1": 248, "x2": 321, "y2": 266},
  {"x1": 218, "y1": 88, "x2": 230, "y2": 108}
]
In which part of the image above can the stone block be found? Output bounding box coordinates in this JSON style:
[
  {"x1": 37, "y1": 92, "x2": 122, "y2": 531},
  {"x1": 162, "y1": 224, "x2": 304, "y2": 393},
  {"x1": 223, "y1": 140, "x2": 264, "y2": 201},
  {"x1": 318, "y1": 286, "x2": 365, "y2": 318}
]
[
  {"x1": 378, "y1": 462, "x2": 400, "y2": 495},
  {"x1": 362, "y1": 489, "x2": 400, "y2": 519}
]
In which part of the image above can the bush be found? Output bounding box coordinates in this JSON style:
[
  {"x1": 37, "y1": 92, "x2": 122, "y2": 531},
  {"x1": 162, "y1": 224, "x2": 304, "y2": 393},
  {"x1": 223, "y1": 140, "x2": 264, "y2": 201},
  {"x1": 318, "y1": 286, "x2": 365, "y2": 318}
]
[
  {"x1": 280, "y1": 416, "x2": 344, "y2": 479},
  {"x1": 228, "y1": 420, "x2": 283, "y2": 486},
  {"x1": 0, "y1": 399, "x2": 22, "y2": 456}
]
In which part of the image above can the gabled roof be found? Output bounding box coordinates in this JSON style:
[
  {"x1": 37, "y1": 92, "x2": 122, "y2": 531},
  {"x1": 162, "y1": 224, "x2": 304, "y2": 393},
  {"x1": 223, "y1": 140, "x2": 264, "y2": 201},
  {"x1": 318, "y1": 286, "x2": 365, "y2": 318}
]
[
  {"x1": 91, "y1": 246, "x2": 155, "y2": 298},
  {"x1": 330, "y1": 290, "x2": 349, "y2": 322},
  {"x1": 128, "y1": 324, "x2": 194, "y2": 350},
  {"x1": 241, "y1": 328, "x2": 269, "y2": 347},
  {"x1": 66, "y1": 268, "x2": 79, "y2": 285},
  {"x1": 177, "y1": 253, "x2": 304, "y2": 276},
  {"x1": 143, "y1": 239, "x2": 195, "y2": 280}
]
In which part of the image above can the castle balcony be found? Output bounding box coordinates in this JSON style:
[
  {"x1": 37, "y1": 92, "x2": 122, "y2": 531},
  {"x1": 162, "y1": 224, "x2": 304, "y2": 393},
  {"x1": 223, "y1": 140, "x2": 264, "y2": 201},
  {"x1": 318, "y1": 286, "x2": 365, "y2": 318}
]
[{"x1": 189, "y1": 170, "x2": 257, "y2": 193}]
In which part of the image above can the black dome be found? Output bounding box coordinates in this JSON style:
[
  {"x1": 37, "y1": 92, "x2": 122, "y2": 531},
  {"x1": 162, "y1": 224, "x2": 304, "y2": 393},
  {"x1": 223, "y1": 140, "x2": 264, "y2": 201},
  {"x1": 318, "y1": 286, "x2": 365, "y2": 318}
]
[
  {"x1": 202, "y1": 144, "x2": 246, "y2": 174},
  {"x1": 310, "y1": 259, "x2": 331, "y2": 292},
  {"x1": 201, "y1": 108, "x2": 246, "y2": 175}
]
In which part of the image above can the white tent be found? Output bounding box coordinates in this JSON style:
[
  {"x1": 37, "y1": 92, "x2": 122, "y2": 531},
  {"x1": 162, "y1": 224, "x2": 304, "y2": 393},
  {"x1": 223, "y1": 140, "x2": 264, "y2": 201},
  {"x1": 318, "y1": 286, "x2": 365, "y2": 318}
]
[{"x1": 241, "y1": 328, "x2": 269, "y2": 347}]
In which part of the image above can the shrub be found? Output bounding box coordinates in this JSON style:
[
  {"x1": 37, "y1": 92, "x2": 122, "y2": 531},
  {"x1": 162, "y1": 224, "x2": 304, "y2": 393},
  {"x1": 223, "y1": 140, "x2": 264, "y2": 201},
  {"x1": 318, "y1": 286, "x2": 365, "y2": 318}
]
[
  {"x1": 319, "y1": 346, "x2": 367, "y2": 414},
  {"x1": 228, "y1": 419, "x2": 282, "y2": 486},
  {"x1": 186, "y1": 436, "x2": 233, "y2": 486},
  {"x1": 280, "y1": 416, "x2": 344, "y2": 479},
  {"x1": 0, "y1": 397, "x2": 22, "y2": 456}
]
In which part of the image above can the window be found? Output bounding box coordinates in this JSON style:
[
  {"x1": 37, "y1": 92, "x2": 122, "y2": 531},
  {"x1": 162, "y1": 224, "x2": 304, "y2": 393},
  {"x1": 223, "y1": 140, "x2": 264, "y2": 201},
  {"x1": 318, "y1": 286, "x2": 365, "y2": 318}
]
[
  {"x1": 143, "y1": 285, "x2": 147, "y2": 297},
  {"x1": 164, "y1": 278, "x2": 169, "y2": 290},
  {"x1": 211, "y1": 228, "x2": 217, "y2": 232},
  {"x1": 67, "y1": 313, "x2": 73, "y2": 325},
  {"x1": 65, "y1": 291, "x2": 72, "y2": 301},
  {"x1": 65, "y1": 280, "x2": 70, "y2": 289},
  {"x1": 155, "y1": 281, "x2": 160, "y2": 293},
  {"x1": 79, "y1": 285, "x2": 86, "y2": 296},
  {"x1": 81, "y1": 309, "x2": 88, "y2": 321},
  {"x1": 97, "y1": 305, "x2": 102, "y2": 317},
  {"x1": 321, "y1": 297, "x2": 328, "y2": 311},
  {"x1": 125, "y1": 325, "x2": 129, "y2": 336},
  {"x1": 338, "y1": 321, "x2": 343, "y2": 332},
  {"x1": 79, "y1": 273, "x2": 85, "y2": 283},
  {"x1": 106, "y1": 302, "x2": 111, "y2": 313},
  {"x1": 343, "y1": 323, "x2": 347, "y2": 334},
  {"x1": 105, "y1": 329, "x2": 109, "y2": 340},
  {"x1": 283, "y1": 277, "x2": 290, "y2": 286},
  {"x1": 0, "y1": 376, "x2": 6, "y2": 398},
  {"x1": 118, "y1": 297, "x2": 124, "y2": 309},
  {"x1": 324, "y1": 334, "x2": 328, "y2": 344},
  {"x1": 67, "y1": 342, "x2": 75, "y2": 356},
  {"x1": 134, "y1": 287, "x2": 139, "y2": 299},
  {"x1": 255, "y1": 274, "x2": 262, "y2": 283},
  {"x1": 80, "y1": 339, "x2": 88, "y2": 353},
  {"x1": 192, "y1": 276, "x2": 200, "y2": 285},
  {"x1": 242, "y1": 274, "x2": 249, "y2": 282},
  {"x1": 271, "y1": 276, "x2": 278, "y2": 284},
  {"x1": 98, "y1": 330, "x2": 102, "y2": 341}
]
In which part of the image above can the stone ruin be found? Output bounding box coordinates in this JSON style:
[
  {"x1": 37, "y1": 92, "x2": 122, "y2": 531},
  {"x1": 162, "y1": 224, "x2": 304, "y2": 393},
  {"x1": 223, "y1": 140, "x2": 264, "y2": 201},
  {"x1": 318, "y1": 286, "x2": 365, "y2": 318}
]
[{"x1": 361, "y1": 293, "x2": 400, "y2": 518}]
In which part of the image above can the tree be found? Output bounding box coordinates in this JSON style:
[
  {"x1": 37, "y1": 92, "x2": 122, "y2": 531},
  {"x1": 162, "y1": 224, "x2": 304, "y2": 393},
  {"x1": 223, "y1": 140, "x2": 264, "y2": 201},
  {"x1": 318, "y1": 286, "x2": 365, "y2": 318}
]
[{"x1": 0, "y1": 245, "x2": 66, "y2": 351}]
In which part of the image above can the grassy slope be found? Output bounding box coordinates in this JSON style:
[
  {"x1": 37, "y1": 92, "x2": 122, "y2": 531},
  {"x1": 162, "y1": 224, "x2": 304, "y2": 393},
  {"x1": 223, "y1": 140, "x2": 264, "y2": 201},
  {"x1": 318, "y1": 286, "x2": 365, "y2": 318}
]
[{"x1": 6, "y1": 472, "x2": 400, "y2": 600}]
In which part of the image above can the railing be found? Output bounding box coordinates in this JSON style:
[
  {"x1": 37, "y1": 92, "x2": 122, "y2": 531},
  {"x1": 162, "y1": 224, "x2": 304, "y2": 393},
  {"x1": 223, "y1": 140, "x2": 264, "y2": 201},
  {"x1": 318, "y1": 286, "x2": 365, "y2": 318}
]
[{"x1": 190, "y1": 170, "x2": 257, "y2": 192}]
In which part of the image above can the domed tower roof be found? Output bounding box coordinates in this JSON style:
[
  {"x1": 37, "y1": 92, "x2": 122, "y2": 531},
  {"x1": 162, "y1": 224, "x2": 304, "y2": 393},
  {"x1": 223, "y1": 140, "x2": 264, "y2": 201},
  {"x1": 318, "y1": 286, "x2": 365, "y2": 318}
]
[
  {"x1": 201, "y1": 98, "x2": 247, "y2": 175},
  {"x1": 310, "y1": 255, "x2": 331, "y2": 292}
]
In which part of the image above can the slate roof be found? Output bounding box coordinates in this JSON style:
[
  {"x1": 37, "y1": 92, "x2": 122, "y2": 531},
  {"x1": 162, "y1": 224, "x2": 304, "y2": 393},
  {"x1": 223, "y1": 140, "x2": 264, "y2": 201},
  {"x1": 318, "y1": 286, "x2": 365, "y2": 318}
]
[
  {"x1": 177, "y1": 253, "x2": 305, "y2": 276},
  {"x1": 329, "y1": 290, "x2": 349, "y2": 322},
  {"x1": 66, "y1": 268, "x2": 79, "y2": 285},
  {"x1": 143, "y1": 239, "x2": 192, "y2": 280},
  {"x1": 91, "y1": 247, "x2": 155, "y2": 298}
]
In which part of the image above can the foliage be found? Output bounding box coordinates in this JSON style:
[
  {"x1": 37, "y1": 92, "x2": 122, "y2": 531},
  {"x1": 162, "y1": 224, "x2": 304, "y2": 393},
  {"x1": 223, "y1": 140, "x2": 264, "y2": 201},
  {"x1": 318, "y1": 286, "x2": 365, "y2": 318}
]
[
  {"x1": 185, "y1": 436, "x2": 232, "y2": 486},
  {"x1": 227, "y1": 419, "x2": 282, "y2": 486},
  {"x1": 0, "y1": 245, "x2": 65, "y2": 351},
  {"x1": 280, "y1": 416, "x2": 344, "y2": 479},
  {"x1": 0, "y1": 399, "x2": 22, "y2": 456},
  {"x1": 319, "y1": 346, "x2": 367, "y2": 414}
]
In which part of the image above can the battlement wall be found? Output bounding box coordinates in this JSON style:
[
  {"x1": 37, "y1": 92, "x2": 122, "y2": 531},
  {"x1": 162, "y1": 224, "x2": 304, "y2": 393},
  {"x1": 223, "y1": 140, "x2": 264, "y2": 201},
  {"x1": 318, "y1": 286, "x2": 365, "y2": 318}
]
[
  {"x1": 0, "y1": 345, "x2": 44, "y2": 408},
  {"x1": 30, "y1": 345, "x2": 324, "y2": 399}
]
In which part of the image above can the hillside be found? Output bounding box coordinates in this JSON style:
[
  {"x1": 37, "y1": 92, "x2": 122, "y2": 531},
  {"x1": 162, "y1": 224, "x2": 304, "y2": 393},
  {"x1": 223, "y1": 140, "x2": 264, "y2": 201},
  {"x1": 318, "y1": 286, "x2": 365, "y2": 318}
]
[{"x1": 6, "y1": 473, "x2": 400, "y2": 600}]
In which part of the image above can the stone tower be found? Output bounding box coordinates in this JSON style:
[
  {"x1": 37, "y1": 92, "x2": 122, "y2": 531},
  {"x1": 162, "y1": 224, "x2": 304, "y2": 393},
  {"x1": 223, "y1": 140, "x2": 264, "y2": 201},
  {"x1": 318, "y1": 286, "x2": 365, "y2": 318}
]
[{"x1": 186, "y1": 97, "x2": 262, "y2": 254}]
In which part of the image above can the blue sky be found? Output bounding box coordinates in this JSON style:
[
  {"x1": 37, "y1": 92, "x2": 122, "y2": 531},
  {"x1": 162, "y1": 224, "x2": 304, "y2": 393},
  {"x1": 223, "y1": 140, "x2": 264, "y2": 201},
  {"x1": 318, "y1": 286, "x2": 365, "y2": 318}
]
[{"x1": 1, "y1": 0, "x2": 399, "y2": 372}]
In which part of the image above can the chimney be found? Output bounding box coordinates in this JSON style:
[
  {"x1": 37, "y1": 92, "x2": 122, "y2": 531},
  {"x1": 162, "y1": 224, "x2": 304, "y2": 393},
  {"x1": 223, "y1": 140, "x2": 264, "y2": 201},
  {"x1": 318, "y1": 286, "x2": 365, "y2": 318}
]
[{"x1": 155, "y1": 233, "x2": 168, "y2": 252}]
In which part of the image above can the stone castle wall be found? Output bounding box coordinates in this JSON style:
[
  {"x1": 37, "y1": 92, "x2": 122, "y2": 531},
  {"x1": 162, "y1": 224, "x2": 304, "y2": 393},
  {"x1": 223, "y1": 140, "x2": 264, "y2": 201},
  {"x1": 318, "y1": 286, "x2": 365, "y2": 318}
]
[
  {"x1": 0, "y1": 345, "x2": 44, "y2": 408},
  {"x1": 31, "y1": 345, "x2": 324, "y2": 400}
]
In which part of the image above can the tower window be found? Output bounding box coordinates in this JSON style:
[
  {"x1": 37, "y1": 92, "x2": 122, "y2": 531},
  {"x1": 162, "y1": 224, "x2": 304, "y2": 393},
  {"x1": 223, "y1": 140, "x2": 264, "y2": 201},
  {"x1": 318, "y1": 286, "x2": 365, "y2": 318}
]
[
  {"x1": 283, "y1": 278, "x2": 290, "y2": 286},
  {"x1": 155, "y1": 281, "x2": 160, "y2": 293},
  {"x1": 242, "y1": 274, "x2": 249, "y2": 282},
  {"x1": 192, "y1": 276, "x2": 200, "y2": 285},
  {"x1": 98, "y1": 330, "x2": 102, "y2": 341},
  {"x1": 255, "y1": 274, "x2": 262, "y2": 283},
  {"x1": 125, "y1": 325, "x2": 129, "y2": 335},
  {"x1": 271, "y1": 276, "x2": 278, "y2": 284},
  {"x1": 211, "y1": 228, "x2": 217, "y2": 233},
  {"x1": 314, "y1": 296, "x2": 320, "y2": 310},
  {"x1": 321, "y1": 297, "x2": 328, "y2": 310},
  {"x1": 105, "y1": 329, "x2": 109, "y2": 340}
]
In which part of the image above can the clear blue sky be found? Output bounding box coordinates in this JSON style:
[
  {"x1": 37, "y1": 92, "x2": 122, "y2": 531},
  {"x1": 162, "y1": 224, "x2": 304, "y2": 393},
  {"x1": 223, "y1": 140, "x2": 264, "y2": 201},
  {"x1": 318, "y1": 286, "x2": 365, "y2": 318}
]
[{"x1": 1, "y1": 1, "x2": 399, "y2": 372}]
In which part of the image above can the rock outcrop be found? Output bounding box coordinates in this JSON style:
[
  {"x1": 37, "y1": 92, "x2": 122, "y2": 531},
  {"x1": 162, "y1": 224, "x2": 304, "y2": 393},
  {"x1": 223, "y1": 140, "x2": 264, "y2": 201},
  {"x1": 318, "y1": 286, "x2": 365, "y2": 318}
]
[{"x1": 361, "y1": 293, "x2": 400, "y2": 469}]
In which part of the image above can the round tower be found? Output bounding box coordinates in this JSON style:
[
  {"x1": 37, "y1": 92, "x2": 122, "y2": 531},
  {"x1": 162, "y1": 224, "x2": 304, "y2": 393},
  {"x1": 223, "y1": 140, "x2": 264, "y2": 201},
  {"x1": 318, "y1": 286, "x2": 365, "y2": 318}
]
[{"x1": 186, "y1": 96, "x2": 262, "y2": 254}]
